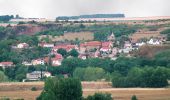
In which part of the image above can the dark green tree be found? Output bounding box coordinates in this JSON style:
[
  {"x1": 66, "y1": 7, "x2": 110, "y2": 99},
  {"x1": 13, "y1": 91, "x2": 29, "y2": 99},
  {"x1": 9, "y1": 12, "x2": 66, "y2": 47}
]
[
  {"x1": 131, "y1": 95, "x2": 138, "y2": 100},
  {"x1": 37, "y1": 77, "x2": 82, "y2": 100},
  {"x1": 0, "y1": 71, "x2": 8, "y2": 82},
  {"x1": 57, "y1": 48, "x2": 67, "y2": 57},
  {"x1": 69, "y1": 49, "x2": 79, "y2": 57}
]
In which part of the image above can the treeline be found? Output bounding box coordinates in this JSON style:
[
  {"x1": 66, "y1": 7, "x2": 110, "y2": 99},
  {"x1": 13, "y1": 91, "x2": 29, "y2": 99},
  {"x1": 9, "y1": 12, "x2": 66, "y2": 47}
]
[
  {"x1": 112, "y1": 67, "x2": 169, "y2": 88},
  {"x1": 56, "y1": 14, "x2": 125, "y2": 20},
  {"x1": 0, "y1": 15, "x2": 14, "y2": 22}
]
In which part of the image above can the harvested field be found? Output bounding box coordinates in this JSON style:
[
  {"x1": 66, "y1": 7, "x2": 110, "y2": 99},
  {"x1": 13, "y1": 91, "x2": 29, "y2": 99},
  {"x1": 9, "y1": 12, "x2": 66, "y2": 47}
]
[
  {"x1": 0, "y1": 82, "x2": 170, "y2": 100},
  {"x1": 83, "y1": 88, "x2": 170, "y2": 100},
  {"x1": 130, "y1": 31, "x2": 161, "y2": 42},
  {"x1": 38, "y1": 31, "x2": 94, "y2": 42}
]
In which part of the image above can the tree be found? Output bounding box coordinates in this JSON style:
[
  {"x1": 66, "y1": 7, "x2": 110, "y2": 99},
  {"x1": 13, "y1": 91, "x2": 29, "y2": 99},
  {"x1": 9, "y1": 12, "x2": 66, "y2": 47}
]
[
  {"x1": 84, "y1": 67, "x2": 105, "y2": 81},
  {"x1": 167, "y1": 33, "x2": 170, "y2": 41},
  {"x1": 149, "y1": 67, "x2": 168, "y2": 87},
  {"x1": 131, "y1": 95, "x2": 138, "y2": 100},
  {"x1": 69, "y1": 49, "x2": 79, "y2": 57},
  {"x1": 37, "y1": 77, "x2": 82, "y2": 100},
  {"x1": 57, "y1": 48, "x2": 67, "y2": 57},
  {"x1": 73, "y1": 67, "x2": 106, "y2": 81},
  {"x1": 61, "y1": 58, "x2": 86, "y2": 75},
  {"x1": 161, "y1": 28, "x2": 170, "y2": 34},
  {"x1": 86, "y1": 93, "x2": 112, "y2": 100},
  {"x1": 126, "y1": 67, "x2": 144, "y2": 87},
  {"x1": 0, "y1": 71, "x2": 8, "y2": 82},
  {"x1": 15, "y1": 65, "x2": 28, "y2": 81},
  {"x1": 73, "y1": 67, "x2": 85, "y2": 80}
]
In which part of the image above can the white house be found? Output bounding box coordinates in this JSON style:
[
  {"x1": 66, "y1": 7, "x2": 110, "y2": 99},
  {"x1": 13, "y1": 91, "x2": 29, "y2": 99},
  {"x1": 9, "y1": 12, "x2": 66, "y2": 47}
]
[
  {"x1": 147, "y1": 38, "x2": 161, "y2": 45},
  {"x1": 112, "y1": 48, "x2": 118, "y2": 56},
  {"x1": 0, "y1": 62, "x2": 14, "y2": 69},
  {"x1": 78, "y1": 54, "x2": 87, "y2": 60},
  {"x1": 51, "y1": 53, "x2": 63, "y2": 66},
  {"x1": 17, "y1": 43, "x2": 29, "y2": 49},
  {"x1": 38, "y1": 43, "x2": 54, "y2": 48},
  {"x1": 32, "y1": 59, "x2": 45, "y2": 65},
  {"x1": 26, "y1": 71, "x2": 51, "y2": 80},
  {"x1": 136, "y1": 42, "x2": 146, "y2": 47},
  {"x1": 22, "y1": 61, "x2": 32, "y2": 66}
]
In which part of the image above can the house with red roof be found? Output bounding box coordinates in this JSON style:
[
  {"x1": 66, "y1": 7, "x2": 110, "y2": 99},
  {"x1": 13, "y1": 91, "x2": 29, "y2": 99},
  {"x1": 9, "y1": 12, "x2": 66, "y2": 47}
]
[
  {"x1": 52, "y1": 44, "x2": 78, "y2": 52},
  {"x1": 78, "y1": 54, "x2": 87, "y2": 60},
  {"x1": 51, "y1": 53, "x2": 63, "y2": 66},
  {"x1": 100, "y1": 41, "x2": 113, "y2": 52},
  {"x1": 79, "y1": 41, "x2": 102, "y2": 53},
  {"x1": 0, "y1": 62, "x2": 14, "y2": 69},
  {"x1": 38, "y1": 42, "x2": 54, "y2": 48}
]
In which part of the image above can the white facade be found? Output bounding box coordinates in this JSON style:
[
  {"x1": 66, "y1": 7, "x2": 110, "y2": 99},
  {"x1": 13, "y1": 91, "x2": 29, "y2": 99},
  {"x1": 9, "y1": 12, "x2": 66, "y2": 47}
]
[
  {"x1": 17, "y1": 43, "x2": 29, "y2": 49},
  {"x1": 26, "y1": 71, "x2": 51, "y2": 80},
  {"x1": 32, "y1": 59, "x2": 45, "y2": 65},
  {"x1": 147, "y1": 39, "x2": 161, "y2": 45}
]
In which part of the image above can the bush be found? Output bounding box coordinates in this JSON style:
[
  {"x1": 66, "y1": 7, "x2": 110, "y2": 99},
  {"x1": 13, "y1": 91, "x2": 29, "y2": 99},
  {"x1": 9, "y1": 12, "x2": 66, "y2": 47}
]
[
  {"x1": 31, "y1": 87, "x2": 37, "y2": 91},
  {"x1": 131, "y1": 95, "x2": 138, "y2": 100},
  {"x1": 85, "y1": 93, "x2": 112, "y2": 100}
]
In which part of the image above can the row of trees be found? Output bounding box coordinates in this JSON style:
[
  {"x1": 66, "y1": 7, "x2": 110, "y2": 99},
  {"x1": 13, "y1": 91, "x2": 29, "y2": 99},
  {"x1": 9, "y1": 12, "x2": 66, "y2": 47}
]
[
  {"x1": 112, "y1": 67, "x2": 169, "y2": 88},
  {"x1": 0, "y1": 15, "x2": 14, "y2": 22}
]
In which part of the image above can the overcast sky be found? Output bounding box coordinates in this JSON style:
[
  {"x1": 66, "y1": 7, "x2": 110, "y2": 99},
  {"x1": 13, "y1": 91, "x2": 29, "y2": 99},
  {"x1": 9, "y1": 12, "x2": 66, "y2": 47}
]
[{"x1": 0, "y1": 0, "x2": 170, "y2": 19}]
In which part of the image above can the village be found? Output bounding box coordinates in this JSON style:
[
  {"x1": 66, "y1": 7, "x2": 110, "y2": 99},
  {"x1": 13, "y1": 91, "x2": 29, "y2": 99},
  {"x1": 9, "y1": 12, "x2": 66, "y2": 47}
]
[{"x1": 0, "y1": 29, "x2": 167, "y2": 81}]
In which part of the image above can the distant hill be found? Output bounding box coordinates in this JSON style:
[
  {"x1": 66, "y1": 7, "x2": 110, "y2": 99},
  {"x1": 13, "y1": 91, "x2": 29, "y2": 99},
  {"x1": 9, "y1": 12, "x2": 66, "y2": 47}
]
[{"x1": 56, "y1": 14, "x2": 125, "y2": 20}]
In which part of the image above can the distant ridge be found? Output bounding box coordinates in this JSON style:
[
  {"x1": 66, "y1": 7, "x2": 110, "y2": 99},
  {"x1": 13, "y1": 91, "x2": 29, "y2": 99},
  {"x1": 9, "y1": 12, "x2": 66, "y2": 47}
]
[{"x1": 56, "y1": 14, "x2": 125, "y2": 20}]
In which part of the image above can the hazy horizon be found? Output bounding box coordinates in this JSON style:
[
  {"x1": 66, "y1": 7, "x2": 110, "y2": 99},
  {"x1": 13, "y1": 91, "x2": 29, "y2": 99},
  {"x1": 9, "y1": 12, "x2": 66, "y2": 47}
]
[{"x1": 0, "y1": 0, "x2": 170, "y2": 19}]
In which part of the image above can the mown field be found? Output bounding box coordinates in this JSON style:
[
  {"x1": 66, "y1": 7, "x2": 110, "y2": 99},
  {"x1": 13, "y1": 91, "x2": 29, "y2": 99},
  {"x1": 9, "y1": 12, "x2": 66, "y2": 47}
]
[{"x1": 0, "y1": 82, "x2": 170, "y2": 100}]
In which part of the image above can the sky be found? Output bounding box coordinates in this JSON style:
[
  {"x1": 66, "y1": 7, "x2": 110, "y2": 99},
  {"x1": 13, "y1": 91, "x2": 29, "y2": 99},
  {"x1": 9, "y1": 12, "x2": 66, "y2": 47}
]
[{"x1": 0, "y1": 0, "x2": 170, "y2": 19}]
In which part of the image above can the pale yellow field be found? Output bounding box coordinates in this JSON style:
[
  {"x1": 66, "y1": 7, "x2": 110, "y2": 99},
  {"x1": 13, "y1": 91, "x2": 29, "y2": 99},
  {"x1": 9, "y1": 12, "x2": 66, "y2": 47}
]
[{"x1": 0, "y1": 82, "x2": 170, "y2": 100}]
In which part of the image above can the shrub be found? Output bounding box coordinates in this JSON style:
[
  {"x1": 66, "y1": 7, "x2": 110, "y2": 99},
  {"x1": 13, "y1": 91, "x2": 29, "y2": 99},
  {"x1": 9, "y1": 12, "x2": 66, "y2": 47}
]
[
  {"x1": 85, "y1": 93, "x2": 112, "y2": 100},
  {"x1": 31, "y1": 87, "x2": 37, "y2": 91},
  {"x1": 131, "y1": 95, "x2": 138, "y2": 100}
]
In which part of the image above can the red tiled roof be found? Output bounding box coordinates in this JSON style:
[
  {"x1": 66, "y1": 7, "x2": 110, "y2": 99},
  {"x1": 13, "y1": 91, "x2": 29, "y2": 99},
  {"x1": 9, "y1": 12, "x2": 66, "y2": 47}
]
[
  {"x1": 0, "y1": 62, "x2": 13, "y2": 65},
  {"x1": 101, "y1": 46, "x2": 110, "y2": 50},
  {"x1": 102, "y1": 42, "x2": 112, "y2": 47},
  {"x1": 53, "y1": 45, "x2": 77, "y2": 51},
  {"x1": 44, "y1": 57, "x2": 50, "y2": 63},
  {"x1": 54, "y1": 53, "x2": 63, "y2": 60}
]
